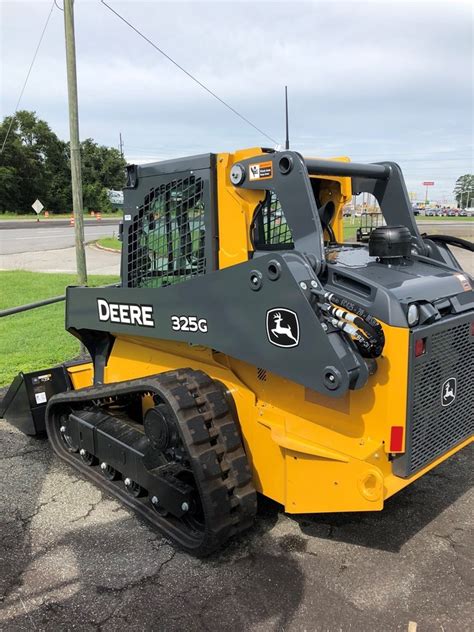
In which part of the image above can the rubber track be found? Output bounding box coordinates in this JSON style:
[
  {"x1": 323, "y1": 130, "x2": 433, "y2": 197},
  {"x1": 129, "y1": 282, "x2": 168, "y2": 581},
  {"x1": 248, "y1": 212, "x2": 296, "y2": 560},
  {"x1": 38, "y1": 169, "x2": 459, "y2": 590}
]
[{"x1": 46, "y1": 368, "x2": 257, "y2": 555}]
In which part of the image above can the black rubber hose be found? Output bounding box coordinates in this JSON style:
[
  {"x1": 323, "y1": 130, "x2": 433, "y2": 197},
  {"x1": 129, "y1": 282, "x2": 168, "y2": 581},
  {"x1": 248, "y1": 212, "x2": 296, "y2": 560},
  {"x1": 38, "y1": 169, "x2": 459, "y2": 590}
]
[
  {"x1": 422, "y1": 234, "x2": 474, "y2": 252},
  {"x1": 323, "y1": 293, "x2": 385, "y2": 358},
  {"x1": 325, "y1": 223, "x2": 337, "y2": 244},
  {"x1": 327, "y1": 294, "x2": 385, "y2": 341},
  {"x1": 327, "y1": 313, "x2": 381, "y2": 358}
]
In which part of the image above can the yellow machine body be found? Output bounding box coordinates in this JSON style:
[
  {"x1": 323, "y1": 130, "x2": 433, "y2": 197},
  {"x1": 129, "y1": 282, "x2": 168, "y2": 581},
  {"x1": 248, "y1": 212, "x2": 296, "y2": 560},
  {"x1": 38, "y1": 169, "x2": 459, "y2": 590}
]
[
  {"x1": 65, "y1": 150, "x2": 472, "y2": 515},
  {"x1": 67, "y1": 329, "x2": 471, "y2": 514}
]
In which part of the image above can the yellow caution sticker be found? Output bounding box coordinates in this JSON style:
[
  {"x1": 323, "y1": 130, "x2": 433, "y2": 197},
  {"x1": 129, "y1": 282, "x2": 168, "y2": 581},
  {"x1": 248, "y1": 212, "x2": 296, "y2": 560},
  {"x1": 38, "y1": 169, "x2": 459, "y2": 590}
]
[{"x1": 249, "y1": 161, "x2": 273, "y2": 181}]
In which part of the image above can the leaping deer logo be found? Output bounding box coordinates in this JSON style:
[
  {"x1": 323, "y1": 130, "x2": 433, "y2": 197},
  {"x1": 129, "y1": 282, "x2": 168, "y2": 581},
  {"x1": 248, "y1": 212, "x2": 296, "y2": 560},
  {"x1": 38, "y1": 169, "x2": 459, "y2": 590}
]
[
  {"x1": 443, "y1": 382, "x2": 454, "y2": 402},
  {"x1": 441, "y1": 377, "x2": 456, "y2": 407},
  {"x1": 267, "y1": 309, "x2": 300, "y2": 347},
  {"x1": 271, "y1": 312, "x2": 297, "y2": 343}
]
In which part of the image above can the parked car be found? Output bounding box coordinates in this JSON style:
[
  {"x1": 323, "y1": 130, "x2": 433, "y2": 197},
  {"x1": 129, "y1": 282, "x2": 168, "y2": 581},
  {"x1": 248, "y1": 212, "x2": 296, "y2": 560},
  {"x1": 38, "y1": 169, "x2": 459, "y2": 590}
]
[
  {"x1": 425, "y1": 208, "x2": 437, "y2": 217},
  {"x1": 447, "y1": 209, "x2": 458, "y2": 217}
]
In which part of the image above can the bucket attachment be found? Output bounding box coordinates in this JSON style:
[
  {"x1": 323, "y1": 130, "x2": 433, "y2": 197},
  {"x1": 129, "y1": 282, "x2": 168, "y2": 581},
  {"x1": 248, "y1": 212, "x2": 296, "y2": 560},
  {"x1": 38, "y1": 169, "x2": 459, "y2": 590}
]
[{"x1": 0, "y1": 367, "x2": 71, "y2": 436}]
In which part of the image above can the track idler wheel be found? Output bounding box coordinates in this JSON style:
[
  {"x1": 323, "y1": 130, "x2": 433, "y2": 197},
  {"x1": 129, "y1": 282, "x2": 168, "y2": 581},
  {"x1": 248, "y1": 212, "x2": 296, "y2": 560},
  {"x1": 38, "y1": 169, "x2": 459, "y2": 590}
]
[
  {"x1": 144, "y1": 403, "x2": 180, "y2": 452},
  {"x1": 59, "y1": 419, "x2": 79, "y2": 452}
]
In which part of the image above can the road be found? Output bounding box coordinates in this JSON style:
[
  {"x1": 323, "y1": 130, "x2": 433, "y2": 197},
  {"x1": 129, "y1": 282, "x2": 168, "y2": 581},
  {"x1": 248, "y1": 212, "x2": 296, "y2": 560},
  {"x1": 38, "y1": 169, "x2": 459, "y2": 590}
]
[
  {"x1": 0, "y1": 222, "x2": 120, "y2": 255},
  {"x1": 0, "y1": 419, "x2": 471, "y2": 631}
]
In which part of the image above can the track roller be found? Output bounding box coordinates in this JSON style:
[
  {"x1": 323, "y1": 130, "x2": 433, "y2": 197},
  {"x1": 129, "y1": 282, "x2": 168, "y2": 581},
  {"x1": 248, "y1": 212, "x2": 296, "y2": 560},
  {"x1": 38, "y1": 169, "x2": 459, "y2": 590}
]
[
  {"x1": 100, "y1": 462, "x2": 119, "y2": 481},
  {"x1": 79, "y1": 448, "x2": 97, "y2": 466},
  {"x1": 124, "y1": 478, "x2": 144, "y2": 497}
]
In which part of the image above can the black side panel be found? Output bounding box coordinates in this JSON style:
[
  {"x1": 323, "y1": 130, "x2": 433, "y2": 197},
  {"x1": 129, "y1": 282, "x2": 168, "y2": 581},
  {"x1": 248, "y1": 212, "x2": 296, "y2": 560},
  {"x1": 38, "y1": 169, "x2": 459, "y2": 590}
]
[
  {"x1": 393, "y1": 313, "x2": 474, "y2": 477},
  {"x1": 122, "y1": 154, "x2": 217, "y2": 289},
  {"x1": 65, "y1": 251, "x2": 368, "y2": 397},
  {"x1": 1, "y1": 367, "x2": 71, "y2": 435}
]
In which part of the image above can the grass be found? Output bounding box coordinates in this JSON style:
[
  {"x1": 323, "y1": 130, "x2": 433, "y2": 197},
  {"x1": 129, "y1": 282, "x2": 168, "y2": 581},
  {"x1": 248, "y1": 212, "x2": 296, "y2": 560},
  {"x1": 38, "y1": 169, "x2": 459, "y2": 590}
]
[
  {"x1": 0, "y1": 211, "x2": 123, "y2": 220},
  {"x1": 0, "y1": 271, "x2": 118, "y2": 387},
  {"x1": 97, "y1": 237, "x2": 122, "y2": 251}
]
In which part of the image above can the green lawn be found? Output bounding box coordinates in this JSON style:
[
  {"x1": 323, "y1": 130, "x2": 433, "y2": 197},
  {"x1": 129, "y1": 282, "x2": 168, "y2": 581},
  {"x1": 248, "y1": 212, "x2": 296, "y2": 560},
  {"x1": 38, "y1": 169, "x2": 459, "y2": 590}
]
[
  {"x1": 0, "y1": 271, "x2": 118, "y2": 387},
  {"x1": 97, "y1": 237, "x2": 122, "y2": 251}
]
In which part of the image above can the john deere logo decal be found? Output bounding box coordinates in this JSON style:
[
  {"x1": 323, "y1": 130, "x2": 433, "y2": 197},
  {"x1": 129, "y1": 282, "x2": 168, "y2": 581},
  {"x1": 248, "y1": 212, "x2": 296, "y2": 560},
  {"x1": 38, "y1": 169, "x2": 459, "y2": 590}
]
[
  {"x1": 441, "y1": 377, "x2": 456, "y2": 407},
  {"x1": 266, "y1": 308, "x2": 299, "y2": 348}
]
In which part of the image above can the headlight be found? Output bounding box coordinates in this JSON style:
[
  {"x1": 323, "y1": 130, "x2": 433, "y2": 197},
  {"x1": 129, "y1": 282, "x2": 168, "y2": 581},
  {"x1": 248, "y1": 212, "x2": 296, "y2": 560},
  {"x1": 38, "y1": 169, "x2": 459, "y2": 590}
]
[{"x1": 407, "y1": 303, "x2": 419, "y2": 326}]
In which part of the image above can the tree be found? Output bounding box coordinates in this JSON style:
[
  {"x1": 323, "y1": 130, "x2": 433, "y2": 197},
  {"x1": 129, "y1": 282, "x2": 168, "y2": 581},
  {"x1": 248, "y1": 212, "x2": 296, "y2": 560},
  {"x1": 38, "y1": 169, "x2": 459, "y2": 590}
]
[
  {"x1": 0, "y1": 111, "x2": 126, "y2": 214},
  {"x1": 0, "y1": 110, "x2": 70, "y2": 213},
  {"x1": 80, "y1": 138, "x2": 126, "y2": 211},
  {"x1": 453, "y1": 174, "x2": 474, "y2": 208}
]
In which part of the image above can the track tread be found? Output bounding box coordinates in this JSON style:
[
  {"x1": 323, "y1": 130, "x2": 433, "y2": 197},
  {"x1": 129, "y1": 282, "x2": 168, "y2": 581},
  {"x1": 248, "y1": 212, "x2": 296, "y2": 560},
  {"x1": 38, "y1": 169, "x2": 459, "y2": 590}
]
[{"x1": 46, "y1": 368, "x2": 256, "y2": 555}]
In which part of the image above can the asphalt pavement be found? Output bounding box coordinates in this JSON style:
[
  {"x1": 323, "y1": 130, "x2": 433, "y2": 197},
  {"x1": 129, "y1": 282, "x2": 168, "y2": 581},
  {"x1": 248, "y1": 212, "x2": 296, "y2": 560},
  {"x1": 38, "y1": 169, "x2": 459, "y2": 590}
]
[
  {"x1": 0, "y1": 220, "x2": 472, "y2": 630},
  {"x1": 0, "y1": 222, "x2": 120, "y2": 256},
  {"x1": 0, "y1": 420, "x2": 472, "y2": 631},
  {"x1": 0, "y1": 220, "x2": 472, "y2": 275}
]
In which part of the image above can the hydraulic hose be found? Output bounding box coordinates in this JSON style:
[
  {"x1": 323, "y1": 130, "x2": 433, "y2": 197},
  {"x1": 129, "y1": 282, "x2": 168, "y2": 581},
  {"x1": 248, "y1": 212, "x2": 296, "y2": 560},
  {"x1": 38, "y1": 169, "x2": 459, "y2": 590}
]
[
  {"x1": 313, "y1": 289, "x2": 385, "y2": 358},
  {"x1": 422, "y1": 234, "x2": 474, "y2": 252}
]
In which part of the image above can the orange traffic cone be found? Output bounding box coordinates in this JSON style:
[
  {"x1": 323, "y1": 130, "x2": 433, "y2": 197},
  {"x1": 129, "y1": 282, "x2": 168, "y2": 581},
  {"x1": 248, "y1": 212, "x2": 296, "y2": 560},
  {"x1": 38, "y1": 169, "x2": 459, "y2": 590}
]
[
  {"x1": 96, "y1": 212, "x2": 102, "y2": 221},
  {"x1": 70, "y1": 215, "x2": 75, "y2": 226},
  {"x1": 44, "y1": 211, "x2": 49, "y2": 218}
]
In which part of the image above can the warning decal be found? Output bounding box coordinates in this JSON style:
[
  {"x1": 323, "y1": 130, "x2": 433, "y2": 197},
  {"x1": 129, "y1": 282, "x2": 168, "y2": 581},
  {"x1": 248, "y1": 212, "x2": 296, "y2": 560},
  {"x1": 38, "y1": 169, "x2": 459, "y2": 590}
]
[
  {"x1": 455, "y1": 273, "x2": 471, "y2": 292},
  {"x1": 35, "y1": 392, "x2": 47, "y2": 404},
  {"x1": 249, "y1": 161, "x2": 273, "y2": 181}
]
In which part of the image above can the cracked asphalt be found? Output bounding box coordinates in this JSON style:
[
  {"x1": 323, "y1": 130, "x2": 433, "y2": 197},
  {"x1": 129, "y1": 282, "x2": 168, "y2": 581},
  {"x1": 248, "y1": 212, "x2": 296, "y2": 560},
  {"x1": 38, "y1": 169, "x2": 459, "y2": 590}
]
[{"x1": 0, "y1": 419, "x2": 472, "y2": 632}]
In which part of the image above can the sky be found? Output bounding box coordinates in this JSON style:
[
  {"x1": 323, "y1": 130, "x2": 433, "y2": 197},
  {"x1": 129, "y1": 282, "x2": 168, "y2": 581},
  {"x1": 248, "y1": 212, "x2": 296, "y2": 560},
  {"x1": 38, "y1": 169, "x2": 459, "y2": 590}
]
[{"x1": 1, "y1": 0, "x2": 473, "y2": 202}]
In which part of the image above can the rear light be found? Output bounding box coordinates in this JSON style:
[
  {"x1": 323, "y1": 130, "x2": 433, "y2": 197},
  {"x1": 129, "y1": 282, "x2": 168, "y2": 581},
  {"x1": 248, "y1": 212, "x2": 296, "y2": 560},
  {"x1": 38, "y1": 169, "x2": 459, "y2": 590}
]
[
  {"x1": 414, "y1": 338, "x2": 426, "y2": 357},
  {"x1": 390, "y1": 426, "x2": 404, "y2": 452}
]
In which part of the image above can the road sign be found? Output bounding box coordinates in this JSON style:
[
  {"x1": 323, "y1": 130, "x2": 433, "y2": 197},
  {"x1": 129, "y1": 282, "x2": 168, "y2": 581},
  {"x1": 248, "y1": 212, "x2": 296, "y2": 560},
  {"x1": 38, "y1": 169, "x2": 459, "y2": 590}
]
[
  {"x1": 32, "y1": 199, "x2": 44, "y2": 214},
  {"x1": 422, "y1": 181, "x2": 434, "y2": 186}
]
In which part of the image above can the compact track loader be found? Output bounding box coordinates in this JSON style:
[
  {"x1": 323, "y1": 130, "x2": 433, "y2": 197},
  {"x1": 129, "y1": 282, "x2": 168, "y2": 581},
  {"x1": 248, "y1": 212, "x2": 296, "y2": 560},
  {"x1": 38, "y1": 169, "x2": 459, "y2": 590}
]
[{"x1": 3, "y1": 148, "x2": 473, "y2": 555}]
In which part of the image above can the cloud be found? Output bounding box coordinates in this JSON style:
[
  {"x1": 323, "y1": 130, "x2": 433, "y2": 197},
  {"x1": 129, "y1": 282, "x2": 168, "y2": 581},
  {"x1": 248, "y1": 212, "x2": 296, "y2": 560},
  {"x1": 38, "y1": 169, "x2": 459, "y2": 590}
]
[{"x1": 1, "y1": 0, "x2": 472, "y2": 199}]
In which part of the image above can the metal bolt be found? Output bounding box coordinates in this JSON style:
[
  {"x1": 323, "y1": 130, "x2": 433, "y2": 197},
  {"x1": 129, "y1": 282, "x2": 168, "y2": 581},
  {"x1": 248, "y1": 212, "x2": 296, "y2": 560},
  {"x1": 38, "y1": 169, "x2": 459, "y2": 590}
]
[
  {"x1": 60, "y1": 425, "x2": 66, "y2": 433},
  {"x1": 181, "y1": 502, "x2": 189, "y2": 512},
  {"x1": 311, "y1": 280, "x2": 318, "y2": 288},
  {"x1": 124, "y1": 477, "x2": 132, "y2": 487},
  {"x1": 151, "y1": 496, "x2": 159, "y2": 505},
  {"x1": 328, "y1": 374, "x2": 335, "y2": 382},
  {"x1": 79, "y1": 448, "x2": 86, "y2": 456},
  {"x1": 100, "y1": 462, "x2": 108, "y2": 470},
  {"x1": 300, "y1": 281, "x2": 308, "y2": 290}
]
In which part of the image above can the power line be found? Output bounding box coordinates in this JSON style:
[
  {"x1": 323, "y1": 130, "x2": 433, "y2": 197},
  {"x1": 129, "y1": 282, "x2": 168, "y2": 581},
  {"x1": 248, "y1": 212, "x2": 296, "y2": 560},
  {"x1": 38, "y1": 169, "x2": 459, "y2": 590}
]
[
  {"x1": 0, "y1": 1, "x2": 55, "y2": 156},
  {"x1": 99, "y1": 0, "x2": 278, "y2": 145}
]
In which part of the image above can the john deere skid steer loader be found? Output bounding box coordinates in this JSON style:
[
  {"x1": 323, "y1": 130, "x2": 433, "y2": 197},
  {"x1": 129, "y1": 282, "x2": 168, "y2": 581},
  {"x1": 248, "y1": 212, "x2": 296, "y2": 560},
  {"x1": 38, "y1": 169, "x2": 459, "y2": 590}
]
[{"x1": 3, "y1": 148, "x2": 473, "y2": 555}]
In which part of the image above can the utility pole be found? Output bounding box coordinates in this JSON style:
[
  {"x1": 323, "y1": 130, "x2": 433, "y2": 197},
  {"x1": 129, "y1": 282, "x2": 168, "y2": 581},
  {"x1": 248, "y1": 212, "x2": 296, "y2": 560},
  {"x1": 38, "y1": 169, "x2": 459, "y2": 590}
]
[
  {"x1": 64, "y1": 0, "x2": 87, "y2": 285},
  {"x1": 119, "y1": 132, "x2": 124, "y2": 158}
]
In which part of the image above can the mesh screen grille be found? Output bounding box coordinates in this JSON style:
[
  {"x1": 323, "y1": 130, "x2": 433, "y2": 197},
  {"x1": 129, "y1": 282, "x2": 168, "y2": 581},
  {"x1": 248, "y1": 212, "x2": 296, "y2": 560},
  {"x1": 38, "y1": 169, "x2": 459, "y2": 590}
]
[
  {"x1": 253, "y1": 192, "x2": 293, "y2": 248},
  {"x1": 127, "y1": 176, "x2": 205, "y2": 288},
  {"x1": 398, "y1": 320, "x2": 473, "y2": 476}
]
